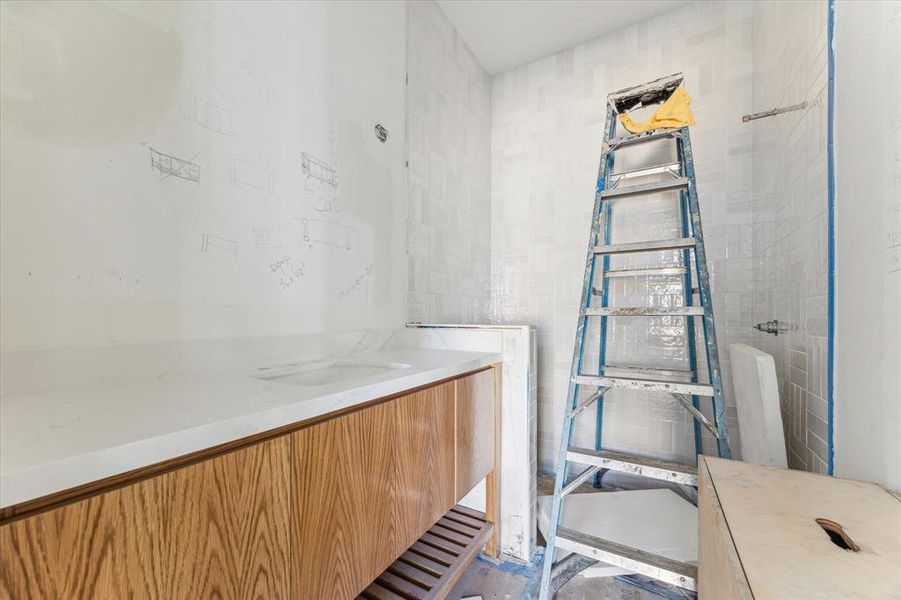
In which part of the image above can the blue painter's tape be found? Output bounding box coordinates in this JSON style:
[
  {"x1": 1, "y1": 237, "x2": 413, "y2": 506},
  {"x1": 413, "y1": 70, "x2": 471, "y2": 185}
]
[{"x1": 826, "y1": 0, "x2": 836, "y2": 475}]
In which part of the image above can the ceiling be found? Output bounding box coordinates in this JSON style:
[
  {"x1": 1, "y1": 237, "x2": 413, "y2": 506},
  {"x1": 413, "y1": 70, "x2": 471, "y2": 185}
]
[{"x1": 436, "y1": 0, "x2": 688, "y2": 75}]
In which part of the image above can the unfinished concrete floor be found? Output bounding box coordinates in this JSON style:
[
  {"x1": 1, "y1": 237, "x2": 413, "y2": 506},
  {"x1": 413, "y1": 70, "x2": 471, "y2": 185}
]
[
  {"x1": 446, "y1": 553, "x2": 660, "y2": 600},
  {"x1": 446, "y1": 473, "x2": 662, "y2": 600}
]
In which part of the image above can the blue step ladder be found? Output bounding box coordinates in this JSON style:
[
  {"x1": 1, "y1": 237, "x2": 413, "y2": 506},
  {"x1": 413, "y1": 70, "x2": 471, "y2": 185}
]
[{"x1": 538, "y1": 73, "x2": 732, "y2": 600}]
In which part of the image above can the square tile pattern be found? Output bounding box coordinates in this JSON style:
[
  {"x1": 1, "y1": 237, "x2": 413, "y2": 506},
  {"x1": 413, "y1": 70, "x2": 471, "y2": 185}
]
[
  {"x1": 406, "y1": 0, "x2": 492, "y2": 324},
  {"x1": 407, "y1": 0, "x2": 829, "y2": 474},
  {"x1": 750, "y1": 0, "x2": 830, "y2": 473}
]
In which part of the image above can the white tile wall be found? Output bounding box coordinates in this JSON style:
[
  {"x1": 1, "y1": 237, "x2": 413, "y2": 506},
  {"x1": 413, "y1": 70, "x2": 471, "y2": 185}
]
[
  {"x1": 405, "y1": 1, "x2": 492, "y2": 324},
  {"x1": 489, "y1": 1, "x2": 755, "y2": 471},
  {"x1": 750, "y1": 0, "x2": 830, "y2": 473}
]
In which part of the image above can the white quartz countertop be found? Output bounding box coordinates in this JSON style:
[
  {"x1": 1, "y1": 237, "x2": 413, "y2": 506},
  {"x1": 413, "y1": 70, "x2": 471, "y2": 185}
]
[{"x1": 0, "y1": 347, "x2": 500, "y2": 509}]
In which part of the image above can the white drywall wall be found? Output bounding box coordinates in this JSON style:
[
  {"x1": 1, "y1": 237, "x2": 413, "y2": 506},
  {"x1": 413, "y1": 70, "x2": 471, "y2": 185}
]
[
  {"x1": 0, "y1": 1, "x2": 407, "y2": 350},
  {"x1": 833, "y1": 0, "x2": 901, "y2": 491}
]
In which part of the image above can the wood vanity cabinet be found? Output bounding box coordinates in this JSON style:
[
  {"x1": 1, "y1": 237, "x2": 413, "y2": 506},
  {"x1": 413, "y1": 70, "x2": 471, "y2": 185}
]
[
  {"x1": 291, "y1": 380, "x2": 457, "y2": 599},
  {"x1": 0, "y1": 367, "x2": 498, "y2": 600},
  {"x1": 454, "y1": 368, "x2": 496, "y2": 501},
  {"x1": 0, "y1": 437, "x2": 292, "y2": 599}
]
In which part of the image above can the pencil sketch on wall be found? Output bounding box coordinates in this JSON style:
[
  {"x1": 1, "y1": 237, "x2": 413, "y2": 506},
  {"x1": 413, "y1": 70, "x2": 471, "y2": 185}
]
[
  {"x1": 228, "y1": 158, "x2": 274, "y2": 193},
  {"x1": 150, "y1": 147, "x2": 200, "y2": 183},
  {"x1": 200, "y1": 233, "x2": 238, "y2": 258},
  {"x1": 301, "y1": 153, "x2": 337, "y2": 187},
  {"x1": 189, "y1": 95, "x2": 232, "y2": 135},
  {"x1": 339, "y1": 263, "x2": 374, "y2": 301},
  {"x1": 252, "y1": 227, "x2": 283, "y2": 250},
  {"x1": 269, "y1": 255, "x2": 305, "y2": 290},
  {"x1": 301, "y1": 218, "x2": 354, "y2": 251},
  {"x1": 302, "y1": 152, "x2": 340, "y2": 214}
]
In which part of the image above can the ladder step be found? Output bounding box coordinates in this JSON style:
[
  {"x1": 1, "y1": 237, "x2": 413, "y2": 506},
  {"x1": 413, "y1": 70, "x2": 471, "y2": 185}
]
[
  {"x1": 572, "y1": 375, "x2": 714, "y2": 396},
  {"x1": 592, "y1": 238, "x2": 695, "y2": 255},
  {"x1": 611, "y1": 162, "x2": 681, "y2": 181},
  {"x1": 605, "y1": 266, "x2": 687, "y2": 278},
  {"x1": 554, "y1": 527, "x2": 696, "y2": 591},
  {"x1": 565, "y1": 447, "x2": 698, "y2": 486},
  {"x1": 607, "y1": 128, "x2": 680, "y2": 150},
  {"x1": 582, "y1": 306, "x2": 704, "y2": 317},
  {"x1": 608, "y1": 72, "x2": 684, "y2": 109},
  {"x1": 602, "y1": 365, "x2": 693, "y2": 381},
  {"x1": 601, "y1": 178, "x2": 688, "y2": 200}
]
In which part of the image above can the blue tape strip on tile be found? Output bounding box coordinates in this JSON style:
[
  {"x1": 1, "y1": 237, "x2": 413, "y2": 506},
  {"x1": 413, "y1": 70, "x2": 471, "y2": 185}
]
[{"x1": 826, "y1": 0, "x2": 837, "y2": 475}]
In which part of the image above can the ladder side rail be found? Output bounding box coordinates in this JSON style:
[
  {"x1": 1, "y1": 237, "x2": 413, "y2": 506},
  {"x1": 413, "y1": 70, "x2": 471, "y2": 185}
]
[
  {"x1": 594, "y1": 102, "x2": 619, "y2": 484},
  {"x1": 677, "y1": 127, "x2": 731, "y2": 458},
  {"x1": 537, "y1": 101, "x2": 618, "y2": 600},
  {"x1": 676, "y1": 142, "x2": 704, "y2": 460}
]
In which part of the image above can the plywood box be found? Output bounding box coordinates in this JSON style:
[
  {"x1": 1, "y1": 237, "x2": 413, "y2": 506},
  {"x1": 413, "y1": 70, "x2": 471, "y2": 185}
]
[{"x1": 699, "y1": 456, "x2": 901, "y2": 599}]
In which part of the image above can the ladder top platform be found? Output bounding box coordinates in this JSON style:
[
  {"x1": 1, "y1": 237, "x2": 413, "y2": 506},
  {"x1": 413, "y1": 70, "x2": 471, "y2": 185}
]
[{"x1": 608, "y1": 72, "x2": 684, "y2": 111}]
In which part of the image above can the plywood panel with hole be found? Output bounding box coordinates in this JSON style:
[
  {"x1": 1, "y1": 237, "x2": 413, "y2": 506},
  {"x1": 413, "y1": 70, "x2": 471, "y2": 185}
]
[
  {"x1": 290, "y1": 381, "x2": 456, "y2": 599},
  {"x1": 699, "y1": 456, "x2": 901, "y2": 599},
  {"x1": 454, "y1": 369, "x2": 496, "y2": 502},
  {"x1": 0, "y1": 437, "x2": 290, "y2": 599}
]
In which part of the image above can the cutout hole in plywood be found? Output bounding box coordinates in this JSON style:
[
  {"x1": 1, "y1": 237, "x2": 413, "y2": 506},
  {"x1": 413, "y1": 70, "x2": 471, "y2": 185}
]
[{"x1": 815, "y1": 518, "x2": 860, "y2": 552}]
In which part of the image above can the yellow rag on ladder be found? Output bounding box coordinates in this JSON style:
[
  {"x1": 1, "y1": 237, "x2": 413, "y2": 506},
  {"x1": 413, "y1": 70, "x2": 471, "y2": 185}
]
[{"x1": 618, "y1": 87, "x2": 696, "y2": 133}]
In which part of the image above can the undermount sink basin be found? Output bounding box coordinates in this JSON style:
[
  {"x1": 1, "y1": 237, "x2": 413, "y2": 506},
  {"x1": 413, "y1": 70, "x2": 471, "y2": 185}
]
[{"x1": 256, "y1": 359, "x2": 411, "y2": 387}]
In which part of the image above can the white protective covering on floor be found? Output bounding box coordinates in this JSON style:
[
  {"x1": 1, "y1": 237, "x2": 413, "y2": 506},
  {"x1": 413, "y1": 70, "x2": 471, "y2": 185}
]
[
  {"x1": 538, "y1": 489, "x2": 697, "y2": 578},
  {"x1": 728, "y1": 343, "x2": 788, "y2": 468}
]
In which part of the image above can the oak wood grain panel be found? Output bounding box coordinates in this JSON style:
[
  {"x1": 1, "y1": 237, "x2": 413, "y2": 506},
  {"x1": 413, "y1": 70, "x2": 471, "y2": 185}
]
[
  {"x1": 454, "y1": 369, "x2": 496, "y2": 502},
  {"x1": 392, "y1": 382, "x2": 456, "y2": 542},
  {"x1": 0, "y1": 437, "x2": 290, "y2": 600},
  {"x1": 291, "y1": 381, "x2": 455, "y2": 600}
]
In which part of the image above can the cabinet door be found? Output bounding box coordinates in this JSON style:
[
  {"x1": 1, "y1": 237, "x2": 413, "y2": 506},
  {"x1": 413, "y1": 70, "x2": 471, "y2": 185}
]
[
  {"x1": 455, "y1": 368, "x2": 497, "y2": 501},
  {"x1": 290, "y1": 381, "x2": 455, "y2": 600},
  {"x1": 0, "y1": 437, "x2": 291, "y2": 600}
]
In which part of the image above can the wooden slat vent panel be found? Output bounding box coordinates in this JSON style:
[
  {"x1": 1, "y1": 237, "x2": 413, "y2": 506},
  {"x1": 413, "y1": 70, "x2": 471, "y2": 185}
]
[{"x1": 358, "y1": 505, "x2": 493, "y2": 600}]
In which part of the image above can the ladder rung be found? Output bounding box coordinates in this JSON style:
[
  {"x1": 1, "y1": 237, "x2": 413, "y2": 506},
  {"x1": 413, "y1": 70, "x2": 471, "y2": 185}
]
[
  {"x1": 607, "y1": 128, "x2": 680, "y2": 150},
  {"x1": 554, "y1": 527, "x2": 697, "y2": 591},
  {"x1": 592, "y1": 238, "x2": 695, "y2": 255},
  {"x1": 572, "y1": 375, "x2": 714, "y2": 396},
  {"x1": 611, "y1": 162, "x2": 681, "y2": 181},
  {"x1": 605, "y1": 267, "x2": 687, "y2": 278},
  {"x1": 581, "y1": 306, "x2": 704, "y2": 317},
  {"x1": 602, "y1": 365, "x2": 693, "y2": 381},
  {"x1": 566, "y1": 447, "x2": 698, "y2": 486},
  {"x1": 601, "y1": 178, "x2": 688, "y2": 200}
]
